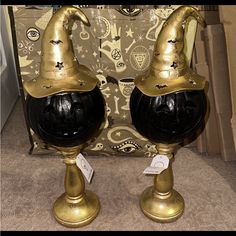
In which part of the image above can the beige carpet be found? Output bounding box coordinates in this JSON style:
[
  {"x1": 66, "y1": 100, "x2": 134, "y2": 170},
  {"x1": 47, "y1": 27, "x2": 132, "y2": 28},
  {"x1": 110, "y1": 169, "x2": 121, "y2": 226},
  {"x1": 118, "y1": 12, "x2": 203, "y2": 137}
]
[{"x1": 1, "y1": 99, "x2": 236, "y2": 231}]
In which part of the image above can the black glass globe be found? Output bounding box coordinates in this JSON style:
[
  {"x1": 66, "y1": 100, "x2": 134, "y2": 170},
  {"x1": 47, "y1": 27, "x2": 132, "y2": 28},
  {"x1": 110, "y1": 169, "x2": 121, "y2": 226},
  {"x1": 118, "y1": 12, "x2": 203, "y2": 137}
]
[
  {"x1": 130, "y1": 87, "x2": 207, "y2": 144},
  {"x1": 26, "y1": 86, "x2": 105, "y2": 147}
]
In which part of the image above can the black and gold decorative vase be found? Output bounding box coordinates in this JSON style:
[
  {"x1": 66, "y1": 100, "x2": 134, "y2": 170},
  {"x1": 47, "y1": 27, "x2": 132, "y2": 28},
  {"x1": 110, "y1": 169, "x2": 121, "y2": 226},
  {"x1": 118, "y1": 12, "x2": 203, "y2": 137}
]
[
  {"x1": 24, "y1": 6, "x2": 105, "y2": 227},
  {"x1": 130, "y1": 6, "x2": 207, "y2": 222}
]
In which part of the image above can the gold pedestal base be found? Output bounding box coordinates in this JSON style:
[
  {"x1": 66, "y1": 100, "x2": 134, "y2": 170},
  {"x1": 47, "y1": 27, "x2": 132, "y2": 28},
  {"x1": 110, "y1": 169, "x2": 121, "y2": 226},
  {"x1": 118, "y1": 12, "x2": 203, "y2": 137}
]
[
  {"x1": 53, "y1": 190, "x2": 100, "y2": 228},
  {"x1": 140, "y1": 186, "x2": 184, "y2": 223}
]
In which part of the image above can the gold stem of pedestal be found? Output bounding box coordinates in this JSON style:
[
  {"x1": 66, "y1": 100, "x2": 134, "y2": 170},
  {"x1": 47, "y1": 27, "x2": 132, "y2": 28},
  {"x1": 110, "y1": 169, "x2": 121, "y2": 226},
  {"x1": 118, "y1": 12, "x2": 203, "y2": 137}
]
[
  {"x1": 153, "y1": 160, "x2": 174, "y2": 198},
  {"x1": 59, "y1": 147, "x2": 85, "y2": 201},
  {"x1": 153, "y1": 144, "x2": 175, "y2": 198},
  {"x1": 52, "y1": 146, "x2": 100, "y2": 227},
  {"x1": 64, "y1": 158, "x2": 85, "y2": 201},
  {"x1": 140, "y1": 143, "x2": 184, "y2": 223}
]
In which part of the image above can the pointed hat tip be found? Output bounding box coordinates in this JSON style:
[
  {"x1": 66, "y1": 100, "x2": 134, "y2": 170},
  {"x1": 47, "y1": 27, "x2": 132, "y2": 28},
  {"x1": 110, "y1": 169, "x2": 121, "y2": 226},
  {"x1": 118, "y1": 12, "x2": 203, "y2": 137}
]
[
  {"x1": 195, "y1": 11, "x2": 206, "y2": 28},
  {"x1": 189, "y1": 6, "x2": 206, "y2": 27},
  {"x1": 71, "y1": 6, "x2": 90, "y2": 26}
]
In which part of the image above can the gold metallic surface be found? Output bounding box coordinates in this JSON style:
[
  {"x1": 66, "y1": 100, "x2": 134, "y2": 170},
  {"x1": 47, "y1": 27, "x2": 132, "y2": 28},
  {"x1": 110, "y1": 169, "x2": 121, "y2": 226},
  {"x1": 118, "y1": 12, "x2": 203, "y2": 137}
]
[
  {"x1": 52, "y1": 146, "x2": 100, "y2": 227},
  {"x1": 135, "y1": 6, "x2": 206, "y2": 97},
  {"x1": 24, "y1": 6, "x2": 98, "y2": 98},
  {"x1": 140, "y1": 143, "x2": 184, "y2": 222}
]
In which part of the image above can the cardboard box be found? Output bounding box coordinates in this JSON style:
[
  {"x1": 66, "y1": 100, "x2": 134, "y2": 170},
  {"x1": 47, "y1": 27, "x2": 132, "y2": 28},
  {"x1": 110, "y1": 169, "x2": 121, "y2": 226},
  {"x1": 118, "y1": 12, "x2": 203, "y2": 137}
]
[
  {"x1": 195, "y1": 63, "x2": 221, "y2": 155},
  {"x1": 200, "y1": 10, "x2": 220, "y2": 25},
  {"x1": 219, "y1": 6, "x2": 236, "y2": 152},
  {"x1": 194, "y1": 25, "x2": 221, "y2": 155},
  {"x1": 204, "y1": 24, "x2": 236, "y2": 161}
]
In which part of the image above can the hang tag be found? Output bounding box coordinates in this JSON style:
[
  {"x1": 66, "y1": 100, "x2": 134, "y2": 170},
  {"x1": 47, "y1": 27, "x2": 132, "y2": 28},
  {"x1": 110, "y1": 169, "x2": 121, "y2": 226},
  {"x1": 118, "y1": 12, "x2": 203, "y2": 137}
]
[
  {"x1": 76, "y1": 153, "x2": 94, "y2": 183},
  {"x1": 143, "y1": 154, "x2": 169, "y2": 175}
]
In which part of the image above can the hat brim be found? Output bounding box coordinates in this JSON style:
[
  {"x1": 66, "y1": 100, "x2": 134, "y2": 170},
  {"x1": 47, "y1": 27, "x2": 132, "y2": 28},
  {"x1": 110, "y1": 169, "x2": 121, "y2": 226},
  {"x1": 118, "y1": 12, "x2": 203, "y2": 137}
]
[
  {"x1": 135, "y1": 71, "x2": 206, "y2": 97},
  {"x1": 24, "y1": 65, "x2": 99, "y2": 98}
]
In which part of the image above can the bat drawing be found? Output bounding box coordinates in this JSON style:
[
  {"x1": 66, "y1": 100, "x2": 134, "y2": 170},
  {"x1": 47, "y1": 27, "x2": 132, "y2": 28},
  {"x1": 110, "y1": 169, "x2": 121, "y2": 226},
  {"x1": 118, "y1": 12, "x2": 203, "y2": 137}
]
[
  {"x1": 156, "y1": 84, "x2": 168, "y2": 89},
  {"x1": 50, "y1": 40, "x2": 63, "y2": 45},
  {"x1": 168, "y1": 39, "x2": 178, "y2": 44}
]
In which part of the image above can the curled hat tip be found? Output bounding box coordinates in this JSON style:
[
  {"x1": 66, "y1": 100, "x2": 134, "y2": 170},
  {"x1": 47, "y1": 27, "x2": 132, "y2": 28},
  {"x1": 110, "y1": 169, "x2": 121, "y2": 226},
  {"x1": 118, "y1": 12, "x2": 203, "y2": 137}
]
[
  {"x1": 191, "y1": 6, "x2": 207, "y2": 28},
  {"x1": 80, "y1": 12, "x2": 90, "y2": 26},
  {"x1": 196, "y1": 14, "x2": 207, "y2": 28},
  {"x1": 59, "y1": 6, "x2": 90, "y2": 27},
  {"x1": 173, "y1": 6, "x2": 206, "y2": 28},
  {"x1": 84, "y1": 19, "x2": 90, "y2": 27},
  {"x1": 74, "y1": 7, "x2": 90, "y2": 27}
]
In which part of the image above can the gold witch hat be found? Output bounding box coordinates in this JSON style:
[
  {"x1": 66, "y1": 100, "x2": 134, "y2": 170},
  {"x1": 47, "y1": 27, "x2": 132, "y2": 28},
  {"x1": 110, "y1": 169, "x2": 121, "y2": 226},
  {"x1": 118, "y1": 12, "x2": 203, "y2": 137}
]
[
  {"x1": 135, "y1": 6, "x2": 206, "y2": 97},
  {"x1": 24, "y1": 6, "x2": 98, "y2": 98}
]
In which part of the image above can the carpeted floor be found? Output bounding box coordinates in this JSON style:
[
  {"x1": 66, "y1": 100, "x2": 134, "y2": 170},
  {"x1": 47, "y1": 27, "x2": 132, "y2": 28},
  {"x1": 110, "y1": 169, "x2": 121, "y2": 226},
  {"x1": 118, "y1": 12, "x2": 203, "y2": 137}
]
[{"x1": 1, "y1": 99, "x2": 236, "y2": 231}]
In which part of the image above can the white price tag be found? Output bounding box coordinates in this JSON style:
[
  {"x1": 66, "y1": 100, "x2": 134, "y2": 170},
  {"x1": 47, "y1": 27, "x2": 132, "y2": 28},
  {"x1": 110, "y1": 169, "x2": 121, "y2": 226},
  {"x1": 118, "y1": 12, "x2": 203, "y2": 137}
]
[
  {"x1": 76, "y1": 153, "x2": 94, "y2": 183},
  {"x1": 143, "y1": 154, "x2": 169, "y2": 175}
]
